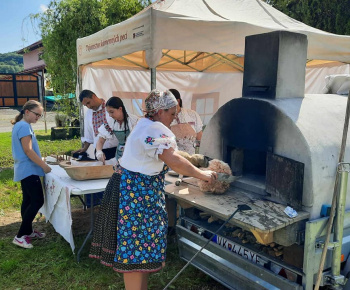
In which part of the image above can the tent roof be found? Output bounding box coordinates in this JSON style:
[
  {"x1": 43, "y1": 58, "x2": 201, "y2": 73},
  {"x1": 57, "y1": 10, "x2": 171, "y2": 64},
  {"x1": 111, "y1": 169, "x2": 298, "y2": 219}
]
[{"x1": 77, "y1": 0, "x2": 350, "y2": 71}]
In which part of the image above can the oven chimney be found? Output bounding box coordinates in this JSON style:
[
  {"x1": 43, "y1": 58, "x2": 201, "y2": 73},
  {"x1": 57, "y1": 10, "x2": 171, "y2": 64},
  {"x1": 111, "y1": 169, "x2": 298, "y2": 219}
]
[{"x1": 242, "y1": 31, "x2": 308, "y2": 99}]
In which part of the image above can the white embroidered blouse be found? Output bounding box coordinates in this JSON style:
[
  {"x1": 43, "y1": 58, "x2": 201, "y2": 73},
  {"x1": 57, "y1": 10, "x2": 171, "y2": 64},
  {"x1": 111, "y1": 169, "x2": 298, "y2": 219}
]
[
  {"x1": 97, "y1": 113, "x2": 139, "y2": 141},
  {"x1": 119, "y1": 118, "x2": 177, "y2": 175}
]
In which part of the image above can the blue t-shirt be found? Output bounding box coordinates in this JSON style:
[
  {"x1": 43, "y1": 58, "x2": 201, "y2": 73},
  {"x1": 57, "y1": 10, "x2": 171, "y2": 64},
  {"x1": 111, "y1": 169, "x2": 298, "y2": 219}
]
[{"x1": 12, "y1": 120, "x2": 44, "y2": 181}]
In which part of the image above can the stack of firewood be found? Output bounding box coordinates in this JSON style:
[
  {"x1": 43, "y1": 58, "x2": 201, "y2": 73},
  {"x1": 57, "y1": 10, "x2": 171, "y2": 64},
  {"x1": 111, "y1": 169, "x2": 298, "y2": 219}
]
[{"x1": 199, "y1": 212, "x2": 284, "y2": 258}]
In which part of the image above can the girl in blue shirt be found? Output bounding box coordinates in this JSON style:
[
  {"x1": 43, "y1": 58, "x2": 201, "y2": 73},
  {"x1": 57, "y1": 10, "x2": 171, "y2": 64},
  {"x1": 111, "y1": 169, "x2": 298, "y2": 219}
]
[{"x1": 11, "y1": 100, "x2": 51, "y2": 249}]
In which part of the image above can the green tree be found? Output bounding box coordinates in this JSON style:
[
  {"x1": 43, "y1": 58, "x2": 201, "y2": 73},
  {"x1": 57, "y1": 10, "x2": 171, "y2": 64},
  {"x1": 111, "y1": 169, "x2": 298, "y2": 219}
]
[
  {"x1": 266, "y1": 0, "x2": 350, "y2": 35},
  {"x1": 33, "y1": 0, "x2": 150, "y2": 95},
  {"x1": 101, "y1": 0, "x2": 149, "y2": 26},
  {"x1": 0, "y1": 53, "x2": 23, "y2": 73}
]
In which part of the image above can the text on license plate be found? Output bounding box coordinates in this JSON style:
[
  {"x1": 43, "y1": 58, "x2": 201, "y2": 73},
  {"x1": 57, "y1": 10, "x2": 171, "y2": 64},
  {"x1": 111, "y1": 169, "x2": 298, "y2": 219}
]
[{"x1": 213, "y1": 235, "x2": 267, "y2": 266}]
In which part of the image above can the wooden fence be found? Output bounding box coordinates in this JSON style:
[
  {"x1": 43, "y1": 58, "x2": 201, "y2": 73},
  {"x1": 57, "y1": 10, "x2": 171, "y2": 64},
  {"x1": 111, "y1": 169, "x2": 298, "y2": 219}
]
[{"x1": 0, "y1": 73, "x2": 40, "y2": 107}]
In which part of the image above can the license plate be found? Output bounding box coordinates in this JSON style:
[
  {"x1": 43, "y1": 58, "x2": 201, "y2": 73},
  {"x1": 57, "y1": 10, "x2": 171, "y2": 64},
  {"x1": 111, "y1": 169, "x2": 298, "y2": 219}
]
[{"x1": 213, "y1": 235, "x2": 268, "y2": 267}]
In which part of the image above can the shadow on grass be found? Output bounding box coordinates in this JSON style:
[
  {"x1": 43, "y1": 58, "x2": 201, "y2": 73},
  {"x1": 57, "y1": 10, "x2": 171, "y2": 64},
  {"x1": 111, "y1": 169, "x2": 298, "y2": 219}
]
[
  {"x1": 35, "y1": 134, "x2": 51, "y2": 141},
  {"x1": 0, "y1": 168, "x2": 13, "y2": 183}
]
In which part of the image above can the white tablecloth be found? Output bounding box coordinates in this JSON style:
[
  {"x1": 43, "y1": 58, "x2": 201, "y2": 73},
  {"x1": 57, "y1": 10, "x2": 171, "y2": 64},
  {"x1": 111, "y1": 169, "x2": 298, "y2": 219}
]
[{"x1": 40, "y1": 165, "x2": 109, "y2": 252}]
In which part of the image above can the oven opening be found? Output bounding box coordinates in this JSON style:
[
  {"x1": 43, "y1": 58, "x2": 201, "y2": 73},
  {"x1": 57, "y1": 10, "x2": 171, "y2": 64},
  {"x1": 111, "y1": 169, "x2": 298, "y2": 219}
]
[
  {"x1": 243, "y1": 149, "x2": 266, "y2": 176},
  {"x1": 226, "y1": 146, "x2": 267, "y2": 195}
]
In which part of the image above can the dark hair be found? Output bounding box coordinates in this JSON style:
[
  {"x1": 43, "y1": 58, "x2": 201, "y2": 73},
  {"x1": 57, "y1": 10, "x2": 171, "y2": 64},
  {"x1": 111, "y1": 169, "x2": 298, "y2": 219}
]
[
  {"x1": 11, "y1": 100, "x2": 42, "y2": 125},
  {"x1": 106, "y1": 96, "x2": 129, "y2": 134},
  {"x1": 169, "y1": 88, "x2": 182, "y2": 108},
  {"x1": 79, "y1": 89, "x2": 95, "y2": 102}
]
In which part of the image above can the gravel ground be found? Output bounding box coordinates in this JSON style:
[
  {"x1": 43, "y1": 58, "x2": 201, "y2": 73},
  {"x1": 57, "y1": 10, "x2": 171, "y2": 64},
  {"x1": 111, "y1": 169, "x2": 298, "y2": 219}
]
[{"x1": 0, "y1": 107, "x2": 57, "y2": 133}]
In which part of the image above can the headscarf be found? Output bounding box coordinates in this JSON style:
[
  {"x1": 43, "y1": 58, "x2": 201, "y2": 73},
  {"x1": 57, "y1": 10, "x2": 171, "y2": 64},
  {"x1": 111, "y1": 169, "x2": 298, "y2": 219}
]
[{"x1": 144, "y1": 89, "x2": 177, "y2": 118}]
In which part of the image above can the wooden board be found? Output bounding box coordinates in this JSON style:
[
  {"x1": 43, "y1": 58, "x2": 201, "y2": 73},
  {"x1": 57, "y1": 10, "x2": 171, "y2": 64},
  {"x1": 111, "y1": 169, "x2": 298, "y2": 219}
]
[
  {"x1": 165, "y1": 176, "x2": 309, "y2": 234},
  {"x1": 59, "y1": 161, "x2": 114, "y2": 180}
]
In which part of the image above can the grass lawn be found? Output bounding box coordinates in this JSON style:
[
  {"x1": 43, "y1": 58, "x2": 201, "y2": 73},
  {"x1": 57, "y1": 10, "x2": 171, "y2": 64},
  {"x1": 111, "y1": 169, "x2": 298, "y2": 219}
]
[
  {"x1": 0, "y1": 131, "x2": 227, "y2": 290},
  {"x1": 0, "y1": 130, "x2": 81, "y2": 168}
]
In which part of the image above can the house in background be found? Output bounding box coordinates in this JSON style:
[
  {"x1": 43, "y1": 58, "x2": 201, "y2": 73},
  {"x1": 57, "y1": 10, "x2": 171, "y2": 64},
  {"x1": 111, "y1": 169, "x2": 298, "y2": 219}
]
[
  {"x1": 17, "y1": 40, "x2": 47, "y2": 103},
  {"x1": 0, "y1": 40, "x2": 46, "y2": 107},
  {"x1": 17, "y1": 40, "x2": 46, "y2": 75}
]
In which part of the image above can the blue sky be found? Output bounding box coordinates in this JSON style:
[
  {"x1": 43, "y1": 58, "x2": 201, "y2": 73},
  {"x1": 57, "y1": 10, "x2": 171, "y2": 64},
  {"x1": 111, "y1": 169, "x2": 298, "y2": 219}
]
[
  {"x1": 0, "y1": 0, "x2": 155, "y2": 54},
  {"x1": 0, "y1": 0, "x2": 51, "y2": 53}
]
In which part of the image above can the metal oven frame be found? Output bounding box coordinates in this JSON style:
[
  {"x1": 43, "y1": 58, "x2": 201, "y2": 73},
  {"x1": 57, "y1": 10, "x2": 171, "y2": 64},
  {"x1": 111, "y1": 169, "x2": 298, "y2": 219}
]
[{"x1": 175, "y1": 206, "x2": 350, "y2": 289}]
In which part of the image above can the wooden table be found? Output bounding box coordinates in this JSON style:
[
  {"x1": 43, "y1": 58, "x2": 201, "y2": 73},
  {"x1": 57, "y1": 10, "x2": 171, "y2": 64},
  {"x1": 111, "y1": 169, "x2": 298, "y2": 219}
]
[{"x1": 165, "y1": 175, "x2": 309, "y2": 244}]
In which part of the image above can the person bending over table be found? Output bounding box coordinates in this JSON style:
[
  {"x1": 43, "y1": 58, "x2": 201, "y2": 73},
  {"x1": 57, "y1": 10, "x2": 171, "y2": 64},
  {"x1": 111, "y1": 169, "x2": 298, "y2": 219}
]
[
  {"x1": 89, "y1": 96, "x2": 138, "y2": 266},
  {"x1": 113, "y1": 89, "x2": 217, "y2": 290},
  {"x1": 95, "y1": 96, "x2": 139, "y2": 164},
  {"x1": 71, "y1": 89, "x2": 118, "y2": 161}
]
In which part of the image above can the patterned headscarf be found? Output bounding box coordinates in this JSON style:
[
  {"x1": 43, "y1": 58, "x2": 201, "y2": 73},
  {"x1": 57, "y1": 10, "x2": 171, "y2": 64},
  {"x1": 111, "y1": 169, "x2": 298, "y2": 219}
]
[{"x1": 144, "y1": 89, "x2": 177, "y2": 118}]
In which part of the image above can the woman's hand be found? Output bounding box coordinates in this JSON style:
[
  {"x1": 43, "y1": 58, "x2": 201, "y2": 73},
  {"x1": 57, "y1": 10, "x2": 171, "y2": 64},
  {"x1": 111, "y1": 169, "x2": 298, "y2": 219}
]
[
  {"x1": 200, "y1": 170, "x2": 217, "y2": 184},
  {"x1": 160, "y1": 148, "x2": 218, "y2": 182},
  {"x1": 96, "y1": 150, "x2": 106, "y2": 164},
  {"x1": 43, "y1": 164, "x2": 52, "y2": 174}
]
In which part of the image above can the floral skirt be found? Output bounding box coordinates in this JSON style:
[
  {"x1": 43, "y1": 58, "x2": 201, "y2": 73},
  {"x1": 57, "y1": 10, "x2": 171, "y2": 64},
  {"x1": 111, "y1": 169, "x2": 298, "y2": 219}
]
[
  {"x1": 89, "y1": 172, "x2": 121, "y2": 267},
  {"x1": 114, "y1": 167, "x2": 168, "y2": 273}
]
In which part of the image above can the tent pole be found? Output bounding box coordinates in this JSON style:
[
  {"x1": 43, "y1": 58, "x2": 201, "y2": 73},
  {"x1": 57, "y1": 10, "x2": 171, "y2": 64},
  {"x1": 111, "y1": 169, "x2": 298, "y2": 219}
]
[
  {"x1": 77, "y1": 66, "x2": 84, "y2": 140},
  {"x1": 41, "y1": 68, "x2": 47, "y2": 133},
  {"x1": 151, "y1": 68, "x2": 156, "y2": 90}
]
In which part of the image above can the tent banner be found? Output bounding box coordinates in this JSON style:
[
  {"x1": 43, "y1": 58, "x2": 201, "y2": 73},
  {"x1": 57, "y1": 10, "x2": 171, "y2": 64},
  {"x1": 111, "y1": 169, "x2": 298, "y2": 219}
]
[{"x1": 77, "y1": 11, "x2": 151, "y2": 66}]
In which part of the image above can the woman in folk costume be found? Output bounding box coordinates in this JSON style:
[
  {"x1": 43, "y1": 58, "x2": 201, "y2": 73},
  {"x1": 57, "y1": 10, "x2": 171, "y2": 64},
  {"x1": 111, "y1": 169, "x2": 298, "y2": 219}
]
[
  {"x1": 113, "y1": 89, "x2": 217, "y2": 290},
  {"x1": 89, "y1": 96, "x2": 138, "y2": 266},
  {"x1": 95, "y1": 96, "x2": 139, "y2": 164},
  {"x1": 169, "y1": 88, "x2": 203, "y2": 155}
]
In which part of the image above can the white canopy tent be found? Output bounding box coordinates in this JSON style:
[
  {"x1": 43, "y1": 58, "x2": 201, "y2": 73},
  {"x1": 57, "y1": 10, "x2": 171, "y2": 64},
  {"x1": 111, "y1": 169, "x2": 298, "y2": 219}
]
[{"x1": 77, "y1": 0, "x2": 350, "y2": 123}]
